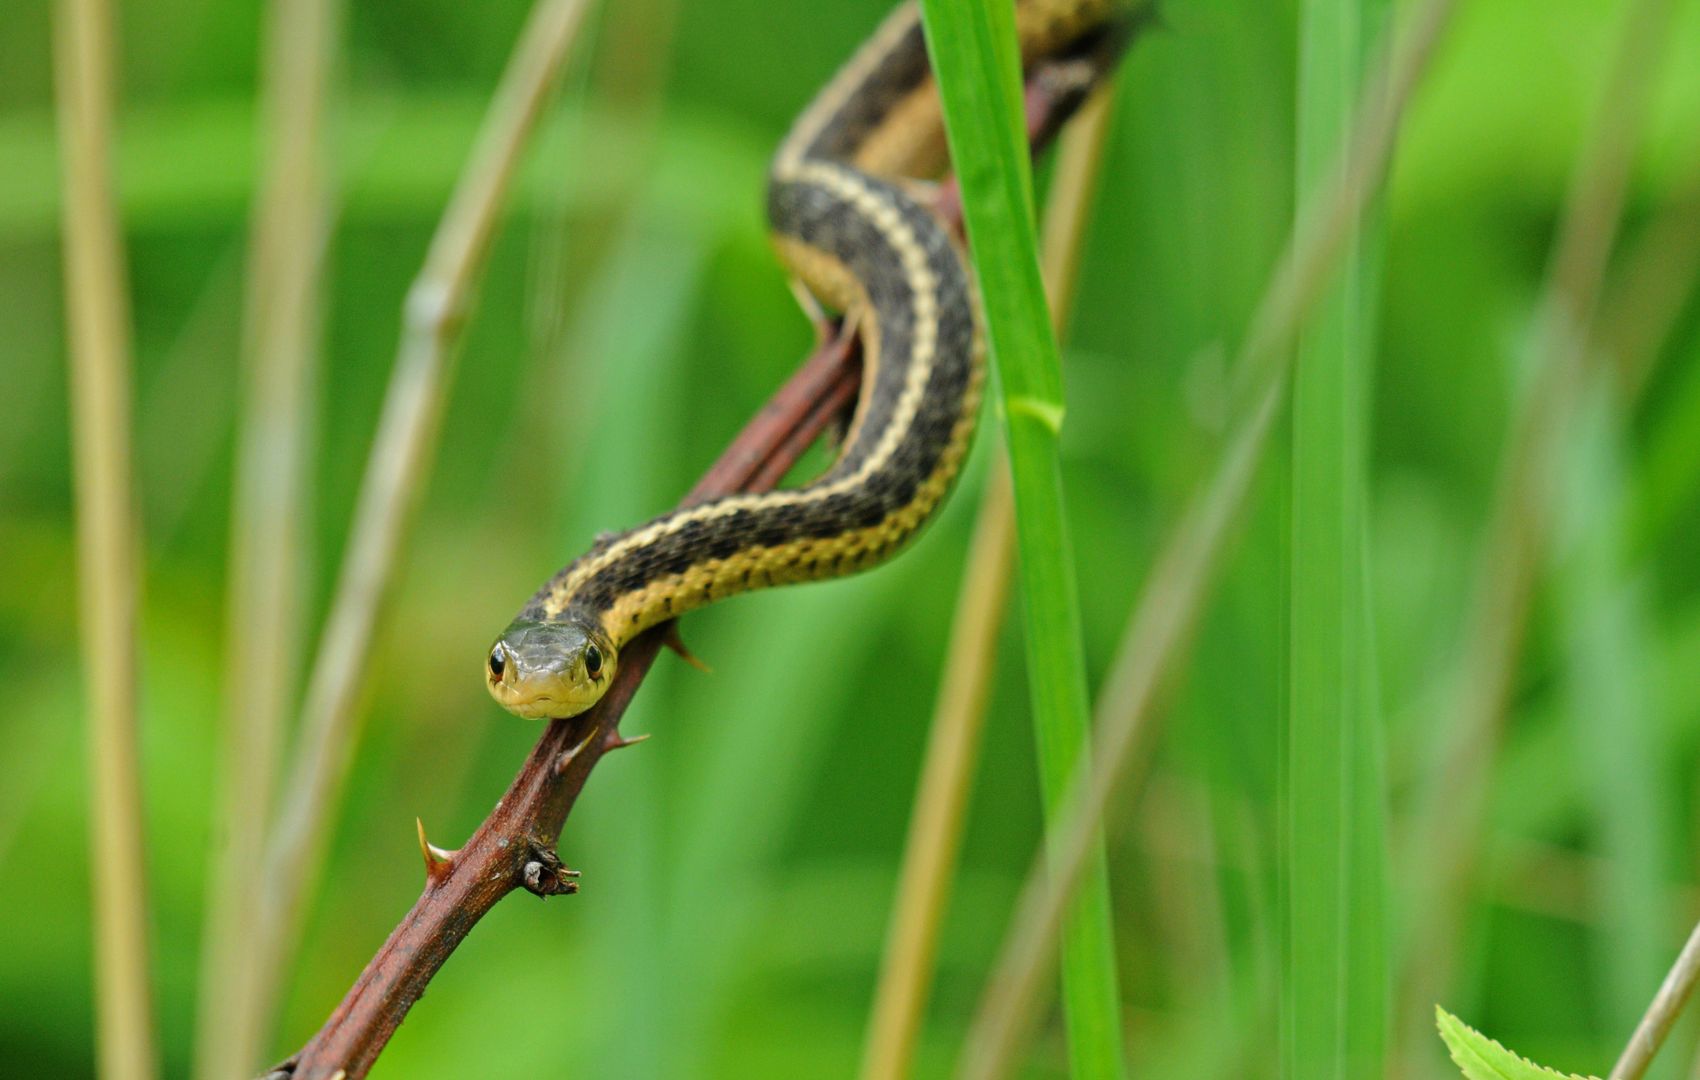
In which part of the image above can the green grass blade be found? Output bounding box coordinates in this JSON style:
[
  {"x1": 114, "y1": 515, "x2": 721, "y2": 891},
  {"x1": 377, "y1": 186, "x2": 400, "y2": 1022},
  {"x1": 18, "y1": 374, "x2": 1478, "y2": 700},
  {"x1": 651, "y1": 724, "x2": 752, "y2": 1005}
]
[
  {"x1": 1284, "y1": 0, "x2": 1390, "y2": 1077},
  {"x1": 916, "y1": 2, "x2": 1125, "y2": 1076}
]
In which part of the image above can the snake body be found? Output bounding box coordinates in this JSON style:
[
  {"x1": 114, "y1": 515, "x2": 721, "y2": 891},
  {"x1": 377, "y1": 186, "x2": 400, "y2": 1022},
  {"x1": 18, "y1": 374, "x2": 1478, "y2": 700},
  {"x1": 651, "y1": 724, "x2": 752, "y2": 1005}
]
[{"x1": 487, "y1": 0, "x2": 1137, "y2": 719}]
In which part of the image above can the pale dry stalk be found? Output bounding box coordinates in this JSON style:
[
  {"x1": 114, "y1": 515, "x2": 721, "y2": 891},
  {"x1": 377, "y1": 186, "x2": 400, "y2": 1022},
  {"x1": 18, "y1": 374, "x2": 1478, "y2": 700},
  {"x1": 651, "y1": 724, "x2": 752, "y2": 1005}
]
[
  {"x1": 1614, "y1": 919, "x2": 1700, "y2": 1080},
  {"x1": 53, "y1": 0, "x2": 160, "y2": 1073},
  {"x1": 193, "y1": 0, "x2": 339, "y2": 1075}
]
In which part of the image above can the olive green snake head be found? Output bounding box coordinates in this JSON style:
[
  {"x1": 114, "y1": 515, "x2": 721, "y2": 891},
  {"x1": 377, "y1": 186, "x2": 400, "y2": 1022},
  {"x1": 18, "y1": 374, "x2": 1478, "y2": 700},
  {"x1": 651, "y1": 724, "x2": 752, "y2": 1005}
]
[{"x1": 486, "y1": 618, "x2": 617, "y2": 719}]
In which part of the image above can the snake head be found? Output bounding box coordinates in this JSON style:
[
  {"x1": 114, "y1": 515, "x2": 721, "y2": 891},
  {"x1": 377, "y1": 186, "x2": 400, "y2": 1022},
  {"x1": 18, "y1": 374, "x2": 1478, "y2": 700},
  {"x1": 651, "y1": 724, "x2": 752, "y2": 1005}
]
[{"x1": 485, "y1": 617, "x2": 616, "y2": 719}]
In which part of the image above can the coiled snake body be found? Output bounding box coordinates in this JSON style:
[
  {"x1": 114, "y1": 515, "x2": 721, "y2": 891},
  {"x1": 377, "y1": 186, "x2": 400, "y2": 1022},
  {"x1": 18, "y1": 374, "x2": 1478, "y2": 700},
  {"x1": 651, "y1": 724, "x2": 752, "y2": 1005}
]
[{"x1": 487, "y1": 0, "x2": 1135, "y2": 719}]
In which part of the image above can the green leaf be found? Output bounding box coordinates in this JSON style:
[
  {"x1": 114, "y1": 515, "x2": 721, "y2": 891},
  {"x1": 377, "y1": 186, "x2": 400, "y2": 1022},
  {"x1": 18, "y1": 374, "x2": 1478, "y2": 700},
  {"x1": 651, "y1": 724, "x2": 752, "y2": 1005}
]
[{"x1": 1434, "y1": 1007, "x2": 1600, "y2": 1080}]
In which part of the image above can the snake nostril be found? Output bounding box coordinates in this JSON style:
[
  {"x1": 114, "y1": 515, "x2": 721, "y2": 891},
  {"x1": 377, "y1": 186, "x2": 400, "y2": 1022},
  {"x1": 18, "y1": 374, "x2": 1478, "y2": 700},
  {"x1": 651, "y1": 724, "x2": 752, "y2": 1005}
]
[{"x1": 489, "y1": 643, "x2": 507, "y2": 682}]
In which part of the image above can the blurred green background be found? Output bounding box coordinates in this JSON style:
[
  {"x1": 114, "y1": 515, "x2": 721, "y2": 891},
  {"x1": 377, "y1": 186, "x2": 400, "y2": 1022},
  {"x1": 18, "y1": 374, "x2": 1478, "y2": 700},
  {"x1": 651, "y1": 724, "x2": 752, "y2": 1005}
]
[{"x1": 6, "y1": 0, "x2": 1700, "y2": 1076}]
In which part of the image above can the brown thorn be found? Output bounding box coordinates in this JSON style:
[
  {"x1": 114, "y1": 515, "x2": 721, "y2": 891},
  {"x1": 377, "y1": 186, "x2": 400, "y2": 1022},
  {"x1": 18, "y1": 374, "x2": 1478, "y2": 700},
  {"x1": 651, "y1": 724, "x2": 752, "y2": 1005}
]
[
  {"x1": 605, "y1": 732, "x2": 652, "y2": 753},
  {"x1": 787, "y1": 275, "x2": 836, "y2": 348},
  {"x1": 551, "y1": 720, "x2": 601, "y2": 776},
  {"x1": 839, "y1": 304, "x2": 864, "y2": 350},
  {"x1": 895, "y1": 177, "x2": 942, "y2": 209},
  {"x1": 414, "y1": 817, "x2": 455, "y2": 883},
  {"x1": 662, "y1": 622, "x2": 713, "y2": 674}
]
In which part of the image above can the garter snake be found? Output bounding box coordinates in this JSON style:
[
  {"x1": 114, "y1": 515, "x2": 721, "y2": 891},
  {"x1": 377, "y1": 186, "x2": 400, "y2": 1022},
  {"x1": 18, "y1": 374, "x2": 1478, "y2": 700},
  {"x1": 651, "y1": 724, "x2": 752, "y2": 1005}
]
[{"x1": 487, "y1": 0, "x2": 1138, "y2": 719}]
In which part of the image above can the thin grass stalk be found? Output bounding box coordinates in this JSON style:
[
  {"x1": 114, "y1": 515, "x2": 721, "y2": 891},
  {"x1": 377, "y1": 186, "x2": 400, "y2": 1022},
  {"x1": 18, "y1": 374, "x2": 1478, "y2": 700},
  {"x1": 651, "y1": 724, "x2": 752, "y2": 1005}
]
[
  {"x1": 917, "y1": 3, "x2": 1129, "y2": 1075},
  {"x1": 861, "y1": 463, "x2": 1017, "y2": 1080},
  {"x1": 858, "y1": 90, "x2": 1113, "y2": 1080},
  {"x1": 1632, "y1": 344, "x2": 1700, "y2": 567},
  {"x1": 960, "y1": 2, "x2": 1460, "y2": 1075},
  {"x1": 1399, "y1": 0, "x2": 1681, "y2": 1053},
  {"x1": 1615, "y1": 920, "x2": 1700, "y2": 1080},
  {"x1": 1532, "y1": 168, "x2": 1700, "y2": 1067},
  {"x1": 1598, "y1": 168, "x2": 1700, "y2": 404},
  {"x1": 1554, "y1": 385, "x2": 1669, "y2": 1045},
  {"x1": 193, "y1": 0, "x2": 338, "y2": 1075},
  {"x1": 246, "y1": 0, "x2": 594, "y2": 1043},
  {"x1": 1284, "y1": 0, "x2": 1389, "y2": 1075},
  {"x1": 53, "y1": 0, "x2": 159, "y2": 1074},
  {"x1": 1038, "y1": 90, "x2": 1114, "y2": 327},
  {"x1": 1605, "y1": 159, "x2": 1700, "y2": 558}
]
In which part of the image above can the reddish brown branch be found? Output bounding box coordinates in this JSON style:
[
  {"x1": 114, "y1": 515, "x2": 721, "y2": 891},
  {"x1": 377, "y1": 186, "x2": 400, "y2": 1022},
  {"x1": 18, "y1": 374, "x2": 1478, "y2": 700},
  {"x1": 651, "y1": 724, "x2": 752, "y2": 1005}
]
[
  {"x1": 269, "y1": 328, "x2": 862, "y2": 1080},
  {"x1": 272, "y1": 65, "x2": 1090, "y2": 1080}
]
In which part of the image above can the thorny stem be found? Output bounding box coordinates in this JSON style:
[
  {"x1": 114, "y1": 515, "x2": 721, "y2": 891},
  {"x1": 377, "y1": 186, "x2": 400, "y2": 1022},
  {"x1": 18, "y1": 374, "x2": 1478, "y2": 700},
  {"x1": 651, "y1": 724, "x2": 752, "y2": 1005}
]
[
  {"x1": 271, "y1": 328, "x2": 860, "y2": 1080},
  {"x1": 271, "y1": 65, "x2": 1088, "y2": 1080}
]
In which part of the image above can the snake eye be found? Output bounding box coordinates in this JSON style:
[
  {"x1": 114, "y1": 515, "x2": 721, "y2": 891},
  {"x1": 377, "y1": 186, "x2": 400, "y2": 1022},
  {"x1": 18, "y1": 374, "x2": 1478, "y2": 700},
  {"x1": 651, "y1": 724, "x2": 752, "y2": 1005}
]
[
  {"x1": 584, "y1": 643, "x2": 603, "y2": 679},
  {"x1": 488, "y1": 643, "x2": 507, "y2": 682}
]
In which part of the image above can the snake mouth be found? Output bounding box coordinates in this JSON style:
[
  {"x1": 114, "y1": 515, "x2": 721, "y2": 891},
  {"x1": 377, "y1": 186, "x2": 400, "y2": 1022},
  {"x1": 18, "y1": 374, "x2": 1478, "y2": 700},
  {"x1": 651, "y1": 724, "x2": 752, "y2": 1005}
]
[
  {"x1": 487, "y1": 678, "x2": 580, "y2": 720},
  {"x1": 506, "y1": 696, "x2": 570, "y2": 720}
]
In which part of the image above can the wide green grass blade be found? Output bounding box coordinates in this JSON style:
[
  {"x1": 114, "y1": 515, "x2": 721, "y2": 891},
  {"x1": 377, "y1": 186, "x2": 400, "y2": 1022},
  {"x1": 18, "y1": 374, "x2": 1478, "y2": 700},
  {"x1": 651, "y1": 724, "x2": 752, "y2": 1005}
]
[
  {"x1": 1284, "y1": 0, "x2": 1390, "y2": 1077},
  {"x1": 916, "y1": 1, "x2": 1126, "y2": 1076}
]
